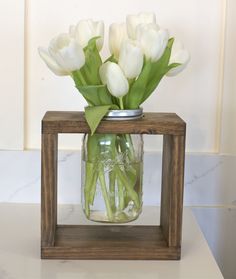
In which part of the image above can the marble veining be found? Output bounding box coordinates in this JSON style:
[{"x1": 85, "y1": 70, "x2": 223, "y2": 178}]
[
  {"x1": 7, "y1": 176, "x2": 40, "y2": 202},
  {"x1": 58, "y1": 152, "x2": 75, "y2": 163},
  {"x1": 0, "y1": 151, "x2": 235, "y2": 206},
  {"x1": 0, "y1": 151, "x2": 234, "y2": 278},
  {"x1": 185, "y1": 160, "x2": 223, "y2": 186}
]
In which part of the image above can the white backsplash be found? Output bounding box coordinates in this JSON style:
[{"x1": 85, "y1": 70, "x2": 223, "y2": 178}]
[
  {"x1": 0, "y1": 150, "x2": 235, "y2": 278},
  {"x1": 0, "y1": 151, "x2": 235, "y2": 207}
]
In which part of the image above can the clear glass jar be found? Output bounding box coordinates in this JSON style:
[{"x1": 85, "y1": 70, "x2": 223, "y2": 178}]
[{"x1": 81, "y1": 110, "x2": 144, "y2": 223}]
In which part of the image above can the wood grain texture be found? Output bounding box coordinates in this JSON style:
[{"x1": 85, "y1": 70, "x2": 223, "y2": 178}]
[
  {"x1": 41, "y1": 225, "x2": 180, "y2": 260},
  {"x1": 41, "y1": 133, "x2": 58, "y2": 247},
  {"x1": 42, "y1": 111, "x2": 186, "y2": 135},
  {"x1": 41, "y1": 111, "x2": 186, "y2": 260},
  {"x1": 160, "y1": 134, "x2": 186, "y2": 248}
]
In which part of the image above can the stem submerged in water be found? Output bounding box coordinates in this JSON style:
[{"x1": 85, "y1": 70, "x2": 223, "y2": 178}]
[
  {"x1": 117, "y1": 176, "x2": 125, "y2": 211},
  {"x1": 109, "y1": 170, "x2": 116, "y2": 212},
  {"x1": 98, "y1": 167, "x2": 114, "y2": 221},
  {"x1": 83, "y1": 133, "x2": 142, "y2": 222}
]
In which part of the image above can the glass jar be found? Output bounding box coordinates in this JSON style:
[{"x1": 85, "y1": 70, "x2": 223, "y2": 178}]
[{"x1": 81, "y1": 109, "x2": 144, "y2": 223}]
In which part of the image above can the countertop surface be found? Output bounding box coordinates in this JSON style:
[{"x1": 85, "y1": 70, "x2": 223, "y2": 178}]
[{"x1": 0, "y1": 204, "x2": 223, "y2": 279}]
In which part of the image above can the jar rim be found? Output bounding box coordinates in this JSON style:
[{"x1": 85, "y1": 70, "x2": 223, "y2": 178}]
[{"x1": 103, "y1": 108, "x2": 143, "y2": 121}]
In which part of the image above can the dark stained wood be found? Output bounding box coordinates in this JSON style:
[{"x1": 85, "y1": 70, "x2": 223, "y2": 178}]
[
  {"x1": 41, "y1": 111, "x2": 186, "y2": 260},
  {"x1": 41, "y1": 225, "x2": 180, "y2": 260},
  {"x1": 42, "y1": 111, "x2": 186, "y2": 135},
  {"x1": 41, "y1": 133, "x2": 58, "y2": 247},
  {"x1": 160, "y1": 134, "x2": 186, "y2": 248}
]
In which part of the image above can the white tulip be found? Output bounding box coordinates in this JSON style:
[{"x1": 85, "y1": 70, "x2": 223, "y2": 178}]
[
  {"x1": 136, "y1": 24, "x2": 169, "y2": 62},
  {"x1": 99, "y1": 62, "x2": 129, "y2": 97},
  {"x1": 118, "y1": 40, "x2": 143, "y2": 79},
  {"x1": 70, "y1": 20, "x2": 104, "y2": 50},
  {"x1": 109, "y1": 23, "x2": 128, "y2": 59},
  {"x1": 99, "y1": 61, "x2": 110, "y2": 85},
  {"x1": 48, "y1": 33, "x2": 85, "y2": 73},
  {"x1": 38, "y1": 47, "x2": 68, "y2": 76},
  {"x1": 166, "y1": 40, "x2": 190, "y2": 76},
  {"x1": 126, "y1": 12, "x2": 156, "y2": 39}
]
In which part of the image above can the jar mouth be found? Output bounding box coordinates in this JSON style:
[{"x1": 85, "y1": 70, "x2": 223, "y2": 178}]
[{"x1": 103, "y1": 108, "x2": 143, "y2": 121}]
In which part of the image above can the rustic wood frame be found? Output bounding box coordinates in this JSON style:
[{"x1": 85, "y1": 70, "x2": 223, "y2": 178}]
[{"x1": 41, "y1": 111, "x2": 186, "y2": 260}]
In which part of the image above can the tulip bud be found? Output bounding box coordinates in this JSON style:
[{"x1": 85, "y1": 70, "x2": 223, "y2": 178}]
[
  {"x1": 48, "y1": 33, "x2": 85, "y2": 73},
  {"x1": 126, "y1": 12, "x2": 156, "y2": 39},
  {"x1": 71, "y1": 20, "x2": 104, "y2": 51},
  {"x1": 166, "y1": 40, "x2": 190, "y2": 76},
  {"x1": 38, "y1": 47, "x2": 68, "y2": 76},
  {"x1": 109, "y1": 23, "x2": 128, "y2": 59},
  {"x1": 118, "y1": 40, "x2": 143, "y2": 79},
  {"x1": 99, "y1": 62, "x2": 129, "y2": 97},
  {"x1": 136, "y1": 24, "x2": 169, "y2": 62}
]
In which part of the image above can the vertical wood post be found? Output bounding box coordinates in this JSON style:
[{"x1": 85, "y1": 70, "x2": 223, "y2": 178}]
[
  {"x1": 160, "y1": 133, "x2": 186, "y2": 248},
  {"x1": 41, "y1": 112, "x2": 186, "y2": 260},
  {"x1": 41, "y1": 133, "x2": 58, "y2": 247}
]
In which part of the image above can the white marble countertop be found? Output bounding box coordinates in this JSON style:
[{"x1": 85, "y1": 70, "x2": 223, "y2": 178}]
[{"x1": 0, "y1": 204, "x2": 223, "y2": 279}]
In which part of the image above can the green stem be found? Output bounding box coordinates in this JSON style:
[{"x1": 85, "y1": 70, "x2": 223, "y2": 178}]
[
  {"x1": 109, "y1": 170, "x2": 116, "y2": 212},
  {"x1": 125, "y1": 134, "x2": 135, "y2": 161},
  {"x1": 98, "y1": 168, "x2": 114, "y2": 221},
  {"x1": 89, "y1": 170, "x2": 98, "y2": 205},
  {"x1": 84, "y1": 162, "x2": 95, "y2": 218},
  {"x1": 117, "y1": 175, "x2": 125, "y2": 211},
  {"x1": 116, "y1": 168, "x2": 140, "y2": 208},
  {"x1": 119, "y1": 97, "x2": 124, "y2": 110}
]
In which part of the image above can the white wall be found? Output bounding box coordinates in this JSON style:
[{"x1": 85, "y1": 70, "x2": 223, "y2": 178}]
[
  {"x1": 0, "y1": 0, "x2": 24, "y2": 150},
  {"x1": 220, "y1": 0, "x2": 236, "y2": 155},
  {"x1": 1, "y1": 0, "x2": 230, "y2": 152},
  {"x1": 0, "y1": 1, "x2": 236, "y2": 276}
]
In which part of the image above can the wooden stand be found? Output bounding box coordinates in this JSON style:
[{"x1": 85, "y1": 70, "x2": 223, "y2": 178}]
[{"x1": 41, "y1": 111, "x2": 186, "y2": 260}]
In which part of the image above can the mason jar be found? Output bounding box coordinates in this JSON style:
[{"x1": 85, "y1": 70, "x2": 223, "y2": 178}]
[{"x1": 81, "y1": 109, "x2": 144, "y2": 223}]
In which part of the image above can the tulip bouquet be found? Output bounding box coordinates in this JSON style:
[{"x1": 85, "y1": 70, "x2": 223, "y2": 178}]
[{"x1": 39, "y1": 12, "x2": 189, "y2": 222}]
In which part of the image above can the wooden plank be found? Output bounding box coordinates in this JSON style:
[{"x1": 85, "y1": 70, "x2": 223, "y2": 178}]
[
  {"x1": 41, "y1": 111, "x2": 186, "y2": 260},
  {"x1": 41, "y1": 225, "x2": 180, "y2": 260},
  {"x1": 160, "y1": 134, "x2": 186, "y2": 247},
  {"x1": 42, "y1": 111, "x2": 186, "y2": 135},
  {"x1": 41, "y1": 133, "x2": 58, "y2": 247}
]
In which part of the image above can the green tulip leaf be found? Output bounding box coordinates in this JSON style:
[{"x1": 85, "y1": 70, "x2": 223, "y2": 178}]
[
  {"x1": 124, "y1": 61, "x2": 153, "y2": 109},
  {"x1": 76, "y1": 84, "x2": 113, "y2": 106},
  {"x1": 166, "y1": 62, "x2": 182, "y2": 72},
  {"x1": 124, "y1": 38, "x2": 175, "y2": 109},
  {"x1": 85, "y1": 105, "x2": 112, "y2": 135},
  {"x1": 80, "y1": 36, "x2": 102, "y2": 84},
  {"x1": 104, "y1": 55, "x2": 118, "y2": 63},
  {"x1": 140, "y1": 38, "x2": 176, "y2": 104}
]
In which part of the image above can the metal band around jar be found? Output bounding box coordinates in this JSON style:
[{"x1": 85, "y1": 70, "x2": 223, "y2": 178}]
[{"x1": 103, "y1": 108, "x2": 143, "y2": 120}]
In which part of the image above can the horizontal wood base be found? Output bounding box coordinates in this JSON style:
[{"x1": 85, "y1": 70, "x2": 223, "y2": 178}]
[
  {"x1": 41, "y1": 225, "x2": 180, "y2": 260},
  {"x1": 41, "y1": 112, "x2": 186, "y2": 260}
]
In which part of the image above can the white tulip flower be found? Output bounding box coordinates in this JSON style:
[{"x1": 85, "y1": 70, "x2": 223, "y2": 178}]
[
  {"x1": 166, "y1": 40, "x2": 190, "y2": 77},
  {"x1": 109, "y1": 23, "x2": 128, "y2": 59},
  {"x1": 47, "y1": 33, "x2": 85, "y2": 73},
  {"x1": 99, "y1": 62, "x2": 129, "y2": 97},
  {"x1": 136, "y1": 24, "x2": 169, "y2": 62},
  {"x1": 118, "y1": 40, "x2": 143, "y2": 79},
  {"x1": 70, "y1": 19, "x2": 104, "y2": 50},
  {"x1": 38, "y1": 47, "x2": 68, "y2": 76},
  {"x1": 126, "y1": 12, "x2": 156, "y2": 39}
]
